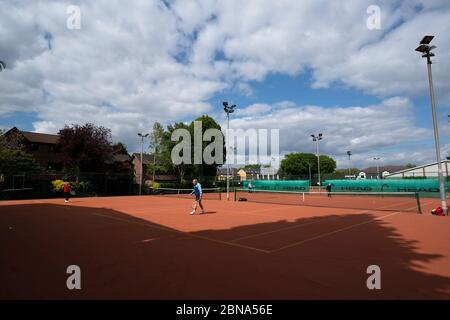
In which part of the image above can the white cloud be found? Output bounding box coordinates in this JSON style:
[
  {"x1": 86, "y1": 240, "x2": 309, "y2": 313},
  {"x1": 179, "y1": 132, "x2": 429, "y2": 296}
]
[
  {"x1": 228, "y1": 97, "x2": 434, "y2": 168},
  {"x1": 0, "y1": 0, "x2": 449, "y2": 156}
]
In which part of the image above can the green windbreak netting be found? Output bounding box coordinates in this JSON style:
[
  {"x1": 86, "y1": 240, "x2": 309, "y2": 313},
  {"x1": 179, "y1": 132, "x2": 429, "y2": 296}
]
[
  {"x1": 242, "y1": 180, "x2": 310, "y2": 191},
  {"x1": 322, "y1": 179, "x2": 450, "y2": 198}
]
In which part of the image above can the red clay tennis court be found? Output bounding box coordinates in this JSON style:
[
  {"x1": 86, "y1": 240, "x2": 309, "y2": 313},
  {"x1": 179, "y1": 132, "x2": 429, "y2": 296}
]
[{"x1": 1, "y1": 193, "x2": 449, "y2": 299}]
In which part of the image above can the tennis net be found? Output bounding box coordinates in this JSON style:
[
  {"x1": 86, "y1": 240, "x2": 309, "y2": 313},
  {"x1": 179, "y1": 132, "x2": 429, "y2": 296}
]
[
  {"x1": 153, "y1": 187, "x2": 222, "y2": 200},
  {"x1": 234, "y1": 189, "x2": 422, "y2": 213}
]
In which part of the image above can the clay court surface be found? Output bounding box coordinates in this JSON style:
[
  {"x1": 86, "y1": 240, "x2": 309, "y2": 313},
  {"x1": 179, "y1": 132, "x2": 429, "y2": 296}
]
[{"x1": 1, "y1": 194, "x2": 450, "y2": 299}]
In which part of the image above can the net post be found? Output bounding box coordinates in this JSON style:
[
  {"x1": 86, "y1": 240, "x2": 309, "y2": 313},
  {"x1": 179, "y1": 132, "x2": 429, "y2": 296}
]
[
  {"x1": 218, "y1": 188, "x2": 221, "y2": 200},
  {"x1": 415, "y1": 192, "x2": 422, "y2": 214},
  {"x1": 234, "y1": 188, "x2": 237, "y2": 201}
]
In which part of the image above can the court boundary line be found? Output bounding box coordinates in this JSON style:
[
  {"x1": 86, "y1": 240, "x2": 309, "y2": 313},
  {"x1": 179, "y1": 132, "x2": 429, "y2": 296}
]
[
  {"x1": 268, "y1": 211, "x2": 400, "y2": 253},
  {"x1": 229, "y1": 215, "x2": 344, "y2": 242},
  {"x1": 89, "y1": 211, "x2": 271, "y2": 254}
]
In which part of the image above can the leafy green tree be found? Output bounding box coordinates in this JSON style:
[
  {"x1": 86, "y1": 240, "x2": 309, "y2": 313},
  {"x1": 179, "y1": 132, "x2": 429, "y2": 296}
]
[
  {"x1": 319, "y1": 155, "x2": 337, "y2": 173},
  {"x1": 279, "y1": 153, "x2": 336, "y2": 176},
  {"x1": 189, "y1": 115, "x2": 225, "y2": 179},
  {"x1": 279, "y1": 153, "x2": 316, "y2": 176},
  {"x1": 0, "y1": 149, "x2": 41, "y2": 174},
  {"x1": 405, "y1": 163, "x2": 416, "y2": 169},
  {"x1": 166, "y1": 122, "x2": 191, "y2": 183},
  {"x1": 148, "y1": 122, "x2": 168, "y2": 180}
]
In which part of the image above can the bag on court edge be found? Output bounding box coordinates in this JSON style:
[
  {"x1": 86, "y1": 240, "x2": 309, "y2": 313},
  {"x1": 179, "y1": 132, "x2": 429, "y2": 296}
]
[{"x1": 431, "y1": 207, "x2": 445, "y2": 216}]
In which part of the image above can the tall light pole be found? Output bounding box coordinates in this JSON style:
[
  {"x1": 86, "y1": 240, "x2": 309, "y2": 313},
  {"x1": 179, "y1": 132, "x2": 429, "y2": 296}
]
[
  {"x1": 138, "y1": 132, "x2": 149, "y2": 195},
  {"x1": 415, "y1": 35, "x2": 448, "y2": 215},
  {"x1": 347, "y1": 151, "x2": 352, "y2": 176},
  {"x1": 223, "y1": 101, "x2": 236, "y2": 200},
  {"x1": 308, "y1": 162, "x2": 312, "y2": 187},
  {"x1": 311, "y1": 133, "x2": 323, "y2": 189},
  {"x1": 373, "y1": 157, "x2": 380, "y2": 179}
]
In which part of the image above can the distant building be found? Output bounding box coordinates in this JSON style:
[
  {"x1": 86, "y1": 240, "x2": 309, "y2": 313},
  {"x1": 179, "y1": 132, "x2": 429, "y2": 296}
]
[
  {"x1": 131, "y1": 153, "x2": 177, "y2": 184},
  {"x1": 360, "y1": 165, "x2": 407, "y2": 179},
  {"x1": 385, "y1": 160, "x2": 450, "y2": 179},
  {"x1": 237, "y1": 168, "x2": 259, "y2": 181},
  {"x1": 217, "y1": 167, "x2": 240, "y2": 181},
  {"x1": 1, "y1": 127, "x2": 63, "y2": 171},
  {"x1": 260, "y1": 166, "x2": 279, "y2": 180}
]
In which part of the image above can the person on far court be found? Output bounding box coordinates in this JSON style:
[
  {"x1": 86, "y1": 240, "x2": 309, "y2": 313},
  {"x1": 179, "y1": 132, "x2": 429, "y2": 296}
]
[
  {"x1": 190, "y1": 179, "x2": 205, "y2": 215},
  {"x1": 326, "y1": 183, "x2": 332, "y2": 198},
  {"x1": 248, "y1": 181, "x2": 253, "y2": 193},
  {"x1": 63, "y1": 182, "x2": 71, "y2": 203}
]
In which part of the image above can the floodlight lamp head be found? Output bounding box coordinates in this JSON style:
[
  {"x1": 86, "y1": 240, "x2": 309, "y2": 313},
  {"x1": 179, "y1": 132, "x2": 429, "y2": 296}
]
[
  {"x1": 420, "y1": 35, "x2": 434, "y2": 45},
  {"x1": 415, "y1": 44, "x2": 428, "y2": 53}
]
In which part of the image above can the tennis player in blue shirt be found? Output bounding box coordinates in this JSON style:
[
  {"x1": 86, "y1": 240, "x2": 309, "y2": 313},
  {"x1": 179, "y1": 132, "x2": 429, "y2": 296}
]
[{"x1": 190, "y1": 179, "x2": 205, "y2": 215}]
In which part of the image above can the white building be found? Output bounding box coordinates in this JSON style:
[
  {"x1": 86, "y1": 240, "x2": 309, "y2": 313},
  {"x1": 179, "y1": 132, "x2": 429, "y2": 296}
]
[{"x1": 385, "y1": 160, "x2": 450, "y2": 179}]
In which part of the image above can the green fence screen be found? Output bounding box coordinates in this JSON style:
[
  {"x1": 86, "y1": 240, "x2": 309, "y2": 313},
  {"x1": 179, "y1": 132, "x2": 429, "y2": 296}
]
[
  {"x1": 322, "y1": 179, "x2": 450, "y2": 198},
  {"x1": 242, "y1": 180, "x2": 310, "y2": 191}
]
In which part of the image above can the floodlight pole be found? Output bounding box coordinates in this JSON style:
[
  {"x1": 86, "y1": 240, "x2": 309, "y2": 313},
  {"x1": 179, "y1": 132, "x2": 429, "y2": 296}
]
[
  {"x1": 373, "y1": 157, "x2": 380, "y2": 179},
  {"x1": 347, "y1": 151, "x2": 352, "y2": 176},
  {"x1": 311, "y1": 134, "x2": 323, "y2": 189},
  {"x1": 223, "y1": 102, "x2": 236, "y2": 200},
  {"x1": 415, "y1": 35, "x2": 448, "y2": 215},
  {"x1": 138, "y1": 133, "x2": 149, "y2": 196}
]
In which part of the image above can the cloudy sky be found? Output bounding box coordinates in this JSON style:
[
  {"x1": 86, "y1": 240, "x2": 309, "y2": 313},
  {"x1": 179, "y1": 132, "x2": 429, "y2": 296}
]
[{"x1": 0, "y1": 0, "x2": 449, "y2": 169}]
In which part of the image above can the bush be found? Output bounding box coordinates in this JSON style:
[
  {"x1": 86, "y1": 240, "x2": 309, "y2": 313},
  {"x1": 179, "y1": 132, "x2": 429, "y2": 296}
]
[
  {"x1": 51, "y1": 179, "x2": 66, "y2": 192},
  {"x1": 150, "y1": 182, "x2": 161, "y2": 190}
]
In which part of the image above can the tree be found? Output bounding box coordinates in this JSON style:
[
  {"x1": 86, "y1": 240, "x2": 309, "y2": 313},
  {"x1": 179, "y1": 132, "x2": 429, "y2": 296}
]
[
  {"x1": 58, "y1": 123, "x2": 113, "y2": 173},
  {"x1": 405, "y1": 163, "x2": 416, "y2": 169},
  {"x1": 279, "y1": 153, "x2": 317, "y2": 176},
  {"x1": 0, "y1": 149, "x2": 41, "y2": 175},
  {"x1": 188, "y1": 115, "x2": 225, "y2": 179},
  {"x1": 446, "y1": 153, "x2": 450, "y2": 160},
  {"x1": 319, "y1": 155, "x2": 337, "y2": 173},
  {"x1": 166, "y1": 122, "x2": 191, "y2": 183},
  {"x1": 148, "y1": 122, "x2": 167, "y2": 181},
  {"x1": 279, "y1": 153, "x2": 336, "y2": 176},
  {"x1": 112, "y1": 142, "x2": 129, "y2": 155}
]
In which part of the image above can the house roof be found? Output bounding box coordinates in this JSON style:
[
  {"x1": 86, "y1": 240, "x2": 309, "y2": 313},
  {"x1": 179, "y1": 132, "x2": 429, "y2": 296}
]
[
  {"x1": 217, "y1": 167, "x2": 239, "y2": 175},
  {"x1": 21, "y1": 131, "x2": 59, "y2": 144},
  {"x1": 4, "y1": 127, "x2": 59, "y2": 144},
  {"x1": 112, "y1": 154, "x2": 132, "y2": 163},
  {"x1": 361, "y1": 165, "x2": 407, "y2": 174},
  {"x1": 132, "y1": 153, "x2": 155, "y2": 165},
  {"x1": 386, "y1": 160, "x2": 450, "y2": 176}
]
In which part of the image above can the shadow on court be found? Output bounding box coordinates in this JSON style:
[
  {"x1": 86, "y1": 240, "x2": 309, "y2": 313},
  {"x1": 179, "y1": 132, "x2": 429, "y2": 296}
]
[{"x1": 1, "y1": 202, "x2": 449, "y2": 299}]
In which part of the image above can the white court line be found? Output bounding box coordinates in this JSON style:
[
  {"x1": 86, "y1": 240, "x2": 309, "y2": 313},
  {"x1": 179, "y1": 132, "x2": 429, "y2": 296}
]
[
  {"x1": 269, "y1": 211, "x2": 400, "y2": 253},
  {"x1": 89, "y1": 211, "x2": 271, "y2": 254},
  {"x1": 230, "y1": 215, "x2": 344, "y2": 242}
]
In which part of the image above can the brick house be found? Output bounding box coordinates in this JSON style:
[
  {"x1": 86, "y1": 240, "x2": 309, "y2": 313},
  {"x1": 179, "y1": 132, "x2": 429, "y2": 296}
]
[
  {"x1": 131, "y1": 153, "x2": 178, "y2": 185},
  {"x1": 2, "y1": 127, "x2": 63, "y2": 171}
]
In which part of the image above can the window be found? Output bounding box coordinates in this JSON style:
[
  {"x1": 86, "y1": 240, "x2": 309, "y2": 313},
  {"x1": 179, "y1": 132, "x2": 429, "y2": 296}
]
[
  {"x1": 29, "y1": 143, "x2": 39, "y2": 151},
  {"x1": 48, "y1": 144, "x2": 57, "y2": 152}
]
